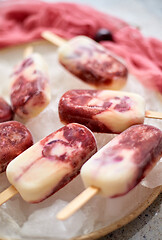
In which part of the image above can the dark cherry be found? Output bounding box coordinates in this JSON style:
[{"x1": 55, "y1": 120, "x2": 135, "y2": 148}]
[{"x1": 94, "y1": 28, "x2": 114, "y2": 42}]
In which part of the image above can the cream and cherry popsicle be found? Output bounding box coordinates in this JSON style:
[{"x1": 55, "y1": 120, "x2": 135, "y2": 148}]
[
  {"x1": 10, "y1": 47, "x2": 51, "y2": 119},
  {"x1": 41, "y1": 32, "x2": 128, "y2": 90},
  {"x1": 0, "y1": 121, "x2": 33, "y2": 173},
  {"x1": 0, "y1": 123, "x2": 97, "y2": 204},
  {"x1": 0, "y1": 97, "x2": 14, "y2": 122},
  {"x1": 59, "y1": 89, "x2": 162, "y2": 134},
  {"x1": 57, "y1": 124, "x2": 162, "y2": 220}
]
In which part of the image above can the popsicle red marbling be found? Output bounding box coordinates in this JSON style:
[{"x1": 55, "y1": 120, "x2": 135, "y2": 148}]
[
  {"x1": 10, "y1": 53, "x2": 51, "y2": 119},
  {"x1": 0, "y1": 97, "x2": 14, "y2": 122},
  {"x1": 6, "y1": 123, "x2": 97, "y2": 203},
  {"x1": 58, "y1": 36, "x2": 128, "y2": 89},
  {"x1": 0, "y1": 121, "x2": 33, "y2": 173},
  {"x1": 81, "y1": 124, "x2": 162, "y2": 197},
  {"x1": 59, "y1": 89, "x2": 145, "y2": 133}
]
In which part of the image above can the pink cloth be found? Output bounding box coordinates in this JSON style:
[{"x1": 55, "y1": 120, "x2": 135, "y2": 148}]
[
  {"x1": 0, "y1": 0, "x2": 162, "y2": 93},
  {"x1": 0, "y1": 0, "x2": 127, "y2": 47},
  {"x1": 102, "y1": 27, "x2": 162, "y2": 93}
]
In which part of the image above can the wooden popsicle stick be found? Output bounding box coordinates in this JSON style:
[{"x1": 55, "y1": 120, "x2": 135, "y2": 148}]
[
  {"x1": 0, "y1": 185, "x2": 18, "y2": 206},
  {"x1": 57, "y1": 186, "x2": 99, "y2": 220},
  {"x1": 23, "y1": 45, "x2": 33, "y2": 58},
  {"x1": 41, "y1": 31, "x2": 67, "y2": 47},
  {"x1": 145, "y1": 110, "x2": 162, "y2": 119}
]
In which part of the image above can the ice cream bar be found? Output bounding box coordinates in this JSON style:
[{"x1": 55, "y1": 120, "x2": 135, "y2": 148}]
[
  {"x1": 59, "y1": 89, "x2": 145, "y2": 133},
  {"x1": 10, "y1": 53, "x2": 51, "y2": 119},
  {"x1": 0, "y1": 121, "x2": 33, "y2": 173},
  {"x1": 0, "y1": 97, "x2": 14, "y2": 122},
  {"x1": 6, "y1": 123, "x2": 97, "y2": 203},
  {"x1": 58, "y1": 36, "x2": 128, "y2": 89},
  {"x1": 81, "y1": 124, "x2": 162, "y2": 197}
]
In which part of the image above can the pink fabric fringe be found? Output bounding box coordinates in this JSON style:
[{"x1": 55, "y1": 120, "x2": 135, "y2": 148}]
[{"x1": 0, "y1": 0, "x2": 162, "y2": 93}]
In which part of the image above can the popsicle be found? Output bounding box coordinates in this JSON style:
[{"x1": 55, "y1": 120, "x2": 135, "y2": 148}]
[
  {"x1": 41, "y1": 32, "x2": 128, "y2": 90},
  {"x1": 57, "y1": 124, "x2": 162, "y2": 220},
  {"x1": 0, "y1": 123, "x2": 97, "y2": 204},
  {"x1": 0, "y1": 97, "x2": 14, "y2": 122},
  {"x1": 59, "y1": 89, "x2": 162, "y2": 133},
  {"x1": 10, "y1": 48, "x2": 51, "y2": 119},
  {"x1": 0, "y1": 121, "x2": 33, "y2": 173}
]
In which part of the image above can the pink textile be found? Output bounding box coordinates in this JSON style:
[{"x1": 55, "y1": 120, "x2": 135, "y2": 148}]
[
  {"x1": 102, "y1": 27, "x2": 162, "y2": 93},
  {"x1": 0, "y1": 0, "x2": 127, "y2": 47},
  {"x1": 0, "y1": 0, "x2": 162, "y2": 93}
]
